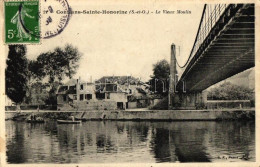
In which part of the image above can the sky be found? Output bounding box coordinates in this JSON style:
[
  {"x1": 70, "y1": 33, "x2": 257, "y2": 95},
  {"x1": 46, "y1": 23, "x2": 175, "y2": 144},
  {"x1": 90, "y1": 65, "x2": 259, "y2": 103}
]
[{"x1": 24, "y1": 2, "x2": 204, "y2": 82}]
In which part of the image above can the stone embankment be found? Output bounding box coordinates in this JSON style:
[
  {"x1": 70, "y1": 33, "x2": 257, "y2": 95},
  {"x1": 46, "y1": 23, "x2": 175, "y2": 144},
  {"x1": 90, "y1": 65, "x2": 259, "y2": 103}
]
[{"x1": 5, "y1": 109, "x2": 255, "y2": 121}]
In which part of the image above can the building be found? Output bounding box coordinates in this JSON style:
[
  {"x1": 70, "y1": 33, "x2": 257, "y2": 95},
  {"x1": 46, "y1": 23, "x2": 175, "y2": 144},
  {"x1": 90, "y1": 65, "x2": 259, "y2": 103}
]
[
  {"x1": 96, "y1": 76, "x2": 154, "y2": 109},
  {"x1": 57, "y1": 76, "x2": 161, "y2": 111},
  {"x1": 56, "y1": 77, "x2": 128, "y2": 111}
]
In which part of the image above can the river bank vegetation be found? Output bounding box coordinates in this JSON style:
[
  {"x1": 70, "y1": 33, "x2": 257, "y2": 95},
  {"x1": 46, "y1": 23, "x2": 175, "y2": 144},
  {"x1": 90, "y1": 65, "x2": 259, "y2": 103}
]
[{"x1": 5, "y1": 44, "x2": 81, "y2": 109}]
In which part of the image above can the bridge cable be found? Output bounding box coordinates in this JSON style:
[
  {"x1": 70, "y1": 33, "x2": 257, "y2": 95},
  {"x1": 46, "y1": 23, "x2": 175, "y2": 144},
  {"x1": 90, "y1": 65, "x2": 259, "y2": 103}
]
[{"x1": 175, "y1": 4, "x2": 207, "y2": 69}]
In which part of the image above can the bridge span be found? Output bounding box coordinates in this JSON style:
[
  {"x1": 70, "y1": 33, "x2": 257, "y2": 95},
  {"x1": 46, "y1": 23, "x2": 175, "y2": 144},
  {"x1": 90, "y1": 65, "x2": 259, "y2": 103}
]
[{"x1": 169, "y1": 4, "x2": 255, "y2": 109}]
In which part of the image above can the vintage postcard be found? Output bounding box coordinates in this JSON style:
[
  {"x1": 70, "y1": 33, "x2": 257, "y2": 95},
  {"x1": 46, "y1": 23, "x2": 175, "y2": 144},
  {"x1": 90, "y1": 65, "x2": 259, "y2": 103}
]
[{"x1": 0, "y1": 0, "x2": 259, "y2": 166}]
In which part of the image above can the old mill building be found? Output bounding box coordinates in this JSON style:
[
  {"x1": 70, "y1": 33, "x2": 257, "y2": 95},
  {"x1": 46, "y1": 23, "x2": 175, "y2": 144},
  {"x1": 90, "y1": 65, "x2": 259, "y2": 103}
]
[{"x1": 56, "y1": 76, "x2": 151, "y2": 111}]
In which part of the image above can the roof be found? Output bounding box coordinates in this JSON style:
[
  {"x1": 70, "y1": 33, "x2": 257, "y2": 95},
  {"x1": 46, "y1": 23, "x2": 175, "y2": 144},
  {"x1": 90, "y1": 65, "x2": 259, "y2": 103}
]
[
  {"x1": 96, "y1": 76, "x2": 143, "y2": 85},
  {"x1": 136, "y1": 87, "x2": 147, "y2": 94},
  {"x1": 57, "y1": 85, "x2": 76, "y2": 94},
  {"x1": 95, "y1": 83, "x2": 125, "y2": 93},
  {"x1": 64, "y1": 79, "x2": 77, "y2": 86}
]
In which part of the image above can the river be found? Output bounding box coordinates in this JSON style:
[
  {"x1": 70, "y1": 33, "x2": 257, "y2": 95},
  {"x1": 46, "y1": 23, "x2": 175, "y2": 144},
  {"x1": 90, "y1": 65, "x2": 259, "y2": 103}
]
[{"x1": 5, "y1": 120, "x2": 255, "y2": 163}]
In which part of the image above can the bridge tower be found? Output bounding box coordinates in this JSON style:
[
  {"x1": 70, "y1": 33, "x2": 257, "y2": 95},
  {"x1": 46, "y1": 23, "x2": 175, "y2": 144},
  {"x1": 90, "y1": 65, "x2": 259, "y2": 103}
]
[
  {"x1": 168, "y1": 44, "x2": 177, "y2": 109},
  {"x1": 169, "y1": 44, "x2": 207, "y2": 110}
]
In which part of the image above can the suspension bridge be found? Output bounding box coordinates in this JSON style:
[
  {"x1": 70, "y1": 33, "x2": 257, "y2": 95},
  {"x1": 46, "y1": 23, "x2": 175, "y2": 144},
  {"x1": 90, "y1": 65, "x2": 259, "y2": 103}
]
[{"x1": 169, "y1": 4, "x2": 255, "y2": 109}]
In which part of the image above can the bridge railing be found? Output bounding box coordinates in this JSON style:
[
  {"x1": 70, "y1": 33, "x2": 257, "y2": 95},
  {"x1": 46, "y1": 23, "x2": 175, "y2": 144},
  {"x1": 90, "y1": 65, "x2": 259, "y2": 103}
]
[
  {"x1": 195, "y1": 5, "x2": 228, "y2": 52},
  {"x1": 179, "y1": 4, "x2": 229, "y2": 69}
]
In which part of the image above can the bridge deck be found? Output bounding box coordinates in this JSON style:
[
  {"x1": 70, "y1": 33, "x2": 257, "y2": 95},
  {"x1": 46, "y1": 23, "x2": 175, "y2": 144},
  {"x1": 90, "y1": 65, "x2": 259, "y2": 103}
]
[{"x1": 178, "y1": 4, "x2": 254, "y2": 92}]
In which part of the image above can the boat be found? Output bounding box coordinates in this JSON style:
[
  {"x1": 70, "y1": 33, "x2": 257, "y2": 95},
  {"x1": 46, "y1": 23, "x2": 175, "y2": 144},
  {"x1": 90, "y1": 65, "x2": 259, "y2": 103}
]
[
  {"x1": 26, "y1": 119, "x2": 45, "y2": 123},
  {"x1": 57, "y1": 120, "x2": 82, "y2": 124}
]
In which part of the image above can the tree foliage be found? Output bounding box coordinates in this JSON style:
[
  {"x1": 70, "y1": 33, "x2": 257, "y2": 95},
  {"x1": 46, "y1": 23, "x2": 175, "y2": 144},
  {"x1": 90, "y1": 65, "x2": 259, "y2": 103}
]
[
  {"x1": 30, "y1": 44, "x2": 81, "y2": 84},
  {"x1": 33, "y1": 44, "x2": 80, "y2": 104},
  {"x1": 5, "y1": 44, "x2": 81, "y2": 106},
  {"x1": 207, "y1": 82, "x2": 254, "y2": 100},
  {"x1": 24, "y1": 82, "x2": 48, "y2": 105},
  {"x1": 27, "y1": 44, "x2": 81, "y2": 105},
  {"x1": 149, "y1": 59, "x2": 170, "y2": 96},
  {"x1": 6, "y1": 45, "x2": 28, "y2": 104}
]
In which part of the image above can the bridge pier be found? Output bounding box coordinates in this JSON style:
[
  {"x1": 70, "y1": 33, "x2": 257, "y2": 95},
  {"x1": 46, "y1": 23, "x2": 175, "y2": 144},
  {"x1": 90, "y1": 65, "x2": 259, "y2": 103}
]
[
  {"x1": 168, "y1": 44, "x2": 207, "y2": 110},
  {"x1": 169, "y1": 91, "x2": 207, "y2": 110},
  {"x1": 173, "y1": 92, "x2": 207, "y2": 109}
]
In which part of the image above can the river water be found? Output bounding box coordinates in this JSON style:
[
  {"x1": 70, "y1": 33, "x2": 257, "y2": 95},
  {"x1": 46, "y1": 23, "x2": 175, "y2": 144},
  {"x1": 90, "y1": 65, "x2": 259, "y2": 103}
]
[{"x1": 5, "y1": 120, "x2": 255, "y2": 163}]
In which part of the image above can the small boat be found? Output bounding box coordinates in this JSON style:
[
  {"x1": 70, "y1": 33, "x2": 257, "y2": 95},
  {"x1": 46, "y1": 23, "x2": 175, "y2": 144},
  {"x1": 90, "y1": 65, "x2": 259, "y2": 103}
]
[
  {"x1": 57, "y1": 120, "x2": 82, "y2": 124},
  {"x1": 26, "y1": 119, "x2": 45, "y2": 123}
]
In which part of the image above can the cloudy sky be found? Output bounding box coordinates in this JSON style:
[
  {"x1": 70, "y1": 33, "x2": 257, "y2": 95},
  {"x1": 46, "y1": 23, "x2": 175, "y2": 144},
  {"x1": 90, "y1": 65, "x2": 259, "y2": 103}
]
[{"x1": 25, "y1": 1, "x2": 204, "y2": 82}]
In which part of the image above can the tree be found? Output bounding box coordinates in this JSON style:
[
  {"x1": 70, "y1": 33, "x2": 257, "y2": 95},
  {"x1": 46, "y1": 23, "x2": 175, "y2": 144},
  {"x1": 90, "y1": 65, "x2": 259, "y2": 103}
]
[
  {"x1": 64, "y1": 44, "x2": 81, "y2": 79},
  {"x1": 6, "y1": 45, "x2": 28, "y2": 107},
  {"x1": 28, "y1": 59, "x2": 45, "y2": 81},
  {"x1": 149, "y1": 59, "x2": 170, "y2": 96},
  {"x1": 28, "y1": 44, "x2": 81, "y2": 105},
  {"x1": 31, "y1": 44, "x2": 81, "y2": 84},
  {"x1": 207, "y1": 82, "x2": 254, "y2": 100},
  {"x1": 24, "y1": 82, "x2": 48, "y2": 105}
]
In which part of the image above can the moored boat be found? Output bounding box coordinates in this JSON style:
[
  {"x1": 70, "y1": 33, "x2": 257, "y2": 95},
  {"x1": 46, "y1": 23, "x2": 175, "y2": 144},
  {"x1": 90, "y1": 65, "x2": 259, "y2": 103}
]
[{"x1": 26, "y1": 119, "x2": 45, "y2": 123}]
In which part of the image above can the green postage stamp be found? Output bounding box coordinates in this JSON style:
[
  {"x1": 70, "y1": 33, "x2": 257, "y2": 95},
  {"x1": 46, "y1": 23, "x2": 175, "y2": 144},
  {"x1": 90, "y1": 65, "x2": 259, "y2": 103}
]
[{"x1": 4, "y1": 0, "x2": 40, "y2": 44}]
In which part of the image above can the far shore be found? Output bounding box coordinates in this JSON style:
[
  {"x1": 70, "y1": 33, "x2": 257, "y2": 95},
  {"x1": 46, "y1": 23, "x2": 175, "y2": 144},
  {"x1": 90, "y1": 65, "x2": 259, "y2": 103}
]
[
  {"x1": 5, "y1": 108, "x2": 255, "y2": 113},
  {"x1": 5, "y1": 108, "x2": 255, "y2": 121}
]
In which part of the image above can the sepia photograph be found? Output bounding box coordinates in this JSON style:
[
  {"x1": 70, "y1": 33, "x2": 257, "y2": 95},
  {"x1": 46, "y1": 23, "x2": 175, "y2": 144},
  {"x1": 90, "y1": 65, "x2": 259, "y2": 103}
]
[{"x1": 0, "y1": 0, "x2": 258, "y2": 166}]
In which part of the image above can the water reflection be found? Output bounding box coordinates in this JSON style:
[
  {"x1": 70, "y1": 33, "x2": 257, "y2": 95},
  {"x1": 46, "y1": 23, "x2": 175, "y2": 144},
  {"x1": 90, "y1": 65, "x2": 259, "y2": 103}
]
[{"x1": 6, "y1": 120, "x2": 255, "y2": 163}]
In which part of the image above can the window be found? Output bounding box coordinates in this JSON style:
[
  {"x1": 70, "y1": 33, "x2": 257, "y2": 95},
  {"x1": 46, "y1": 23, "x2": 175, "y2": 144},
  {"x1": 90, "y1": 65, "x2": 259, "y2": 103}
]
[
  {"x1": 73, "y1": 95, "x2": 77, "y2": 100},
  {"x1": 96, "y1": 92, "x2": 105, "y2": 100},
  {"x1": 107, "y1": 93, "x2": 110, "y2": 99},
  {"x1": 63, "y1": 95, "x2": 66, "y2": 101},
  {"x1": 80, "y1": 84, "x2": 84, "y2": 90},
  {"x1": 117, "y1": 102, "x2": 124, "y2": 109},
  {"x1": 85, "y1": 94, "x2": 92, "y2": 100},
  {"x1": 80, "y1": 94, "x2": 84, "y2": 101}
]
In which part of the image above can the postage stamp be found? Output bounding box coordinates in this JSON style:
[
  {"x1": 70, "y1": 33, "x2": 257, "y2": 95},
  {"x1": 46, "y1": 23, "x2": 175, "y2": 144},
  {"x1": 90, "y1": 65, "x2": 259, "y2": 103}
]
[{"x1": 4, "y1": 0, "x2": 40, "y2": 44}]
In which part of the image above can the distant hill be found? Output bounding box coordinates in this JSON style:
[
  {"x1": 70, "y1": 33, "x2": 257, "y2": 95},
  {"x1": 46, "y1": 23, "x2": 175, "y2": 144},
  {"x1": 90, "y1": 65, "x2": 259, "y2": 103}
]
[{"x1": 207, "y1": 68, "x2": 255, "y2": 90}]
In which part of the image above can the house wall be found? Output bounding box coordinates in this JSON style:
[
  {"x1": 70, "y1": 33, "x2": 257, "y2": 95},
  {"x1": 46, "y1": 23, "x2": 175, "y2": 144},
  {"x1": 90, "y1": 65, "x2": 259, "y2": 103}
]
[
  {"x1": 128, "y1": 102, "x2": 137, "y2": 109},
  {"x1": 119, "y1": 84, "x2": 145, "y2": 97},
  {"x1": 57, "y1": 78, "x2": 129, "y2": 111},
  {"x1": 109, "y1": 93, "x2": 127, "y2": 102},
  {"x1": 152, "y1": 99, "x2": 161, "y2": 106},
  {"x1": 57, "y1": 93, "x2": 127, "y2": 111}
]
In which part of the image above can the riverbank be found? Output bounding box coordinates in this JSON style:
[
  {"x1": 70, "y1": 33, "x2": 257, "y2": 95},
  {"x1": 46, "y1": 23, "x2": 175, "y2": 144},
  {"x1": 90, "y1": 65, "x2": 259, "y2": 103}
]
[{"x1": 5, "y1": 108, "x2": 255, "y2": 121}]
